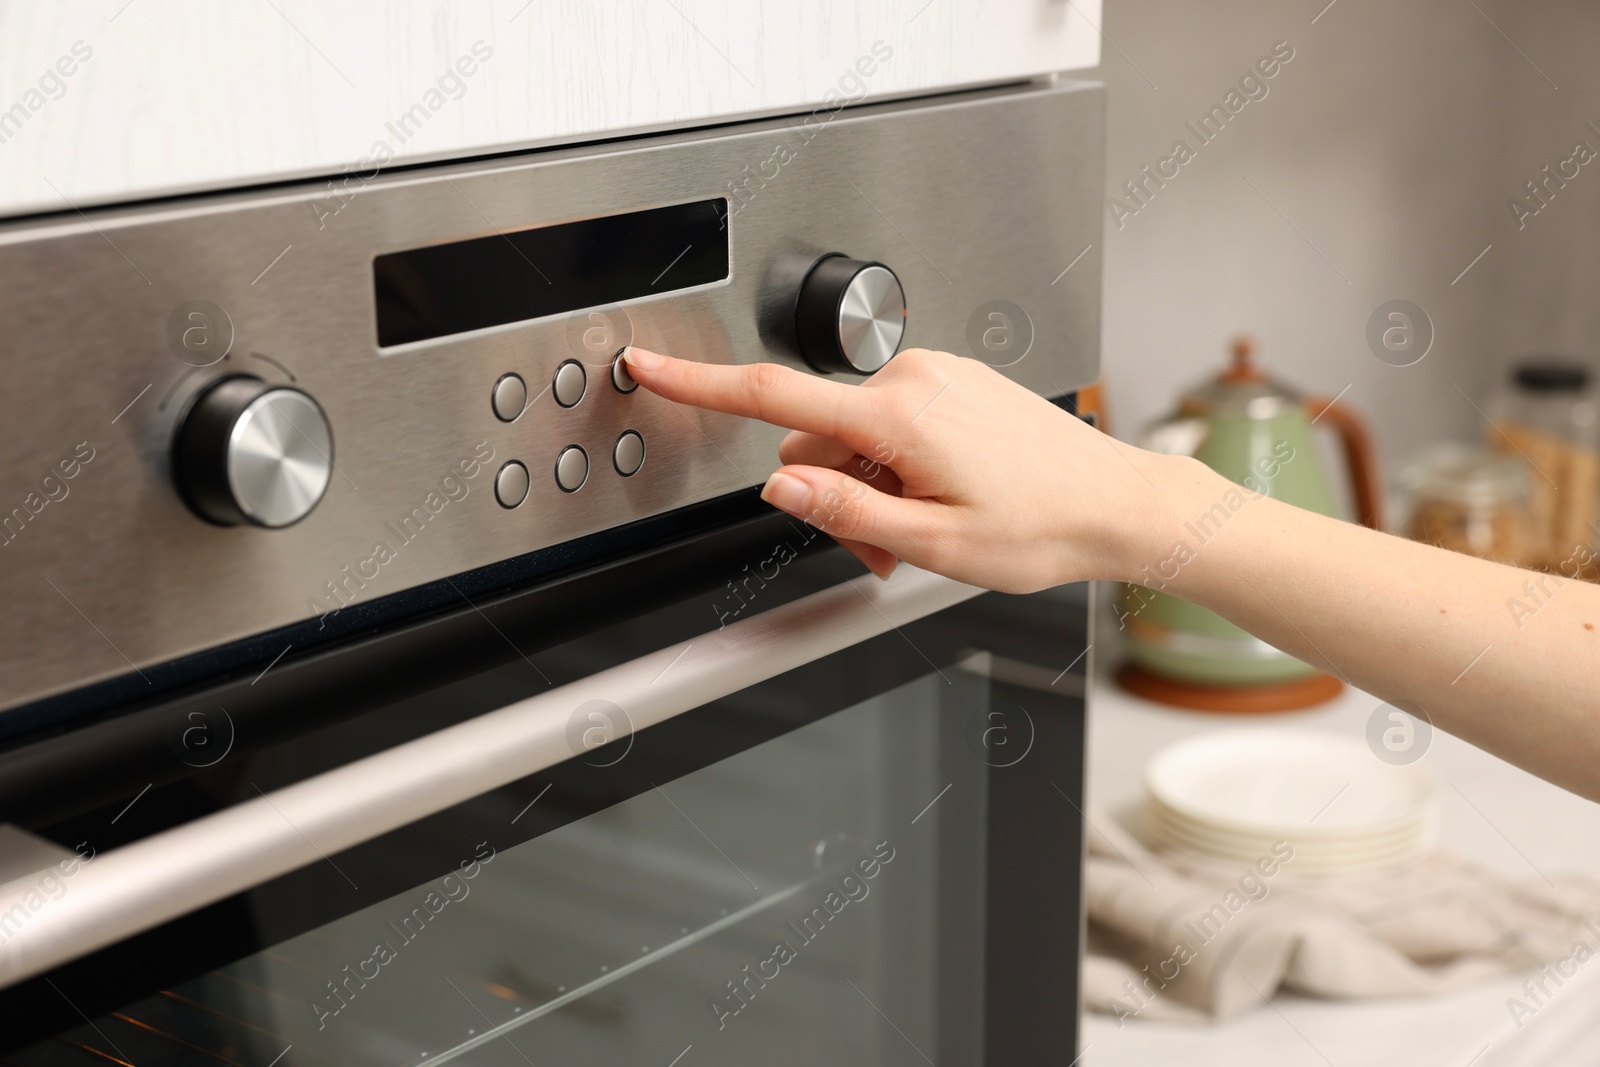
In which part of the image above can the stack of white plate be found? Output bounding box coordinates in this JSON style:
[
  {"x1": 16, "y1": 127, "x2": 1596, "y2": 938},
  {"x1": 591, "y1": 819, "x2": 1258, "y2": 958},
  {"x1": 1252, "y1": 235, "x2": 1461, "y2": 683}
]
[{"x1": 1143, "y1": 731, "x2": 1440, "y2": 876}]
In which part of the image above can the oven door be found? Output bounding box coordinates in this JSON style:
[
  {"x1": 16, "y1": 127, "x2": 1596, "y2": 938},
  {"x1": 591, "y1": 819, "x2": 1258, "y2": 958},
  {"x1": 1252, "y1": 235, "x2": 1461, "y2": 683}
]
[{"x1": 0, "y1": 516, "x2": 1088, "y2": 1065}]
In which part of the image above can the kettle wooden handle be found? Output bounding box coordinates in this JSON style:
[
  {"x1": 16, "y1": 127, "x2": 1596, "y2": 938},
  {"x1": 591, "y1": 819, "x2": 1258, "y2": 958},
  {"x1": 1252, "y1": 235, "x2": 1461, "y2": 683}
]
[{"x1": 1304, "y1": 396, "x2": 1385, "y2": 531}]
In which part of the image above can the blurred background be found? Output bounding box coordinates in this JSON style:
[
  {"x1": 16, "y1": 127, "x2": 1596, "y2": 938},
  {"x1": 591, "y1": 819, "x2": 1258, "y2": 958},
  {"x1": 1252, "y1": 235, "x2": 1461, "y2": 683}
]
[
  {"x1": 1094, "y1": 0, "x2": 1598, "y2": 457},
  {"x1": 1086, "y1": 5, "x2": 1600, "y2": 1064}
]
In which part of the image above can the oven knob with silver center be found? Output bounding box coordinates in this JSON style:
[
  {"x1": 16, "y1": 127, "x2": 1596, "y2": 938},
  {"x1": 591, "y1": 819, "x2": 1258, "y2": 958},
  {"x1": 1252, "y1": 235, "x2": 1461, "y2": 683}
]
[
  {"x1": 173, "y1": 375, "x2": 334, "y2": 528},
  {"x1": 794, "y1": 254, "x2": 906, "y2": 374}
]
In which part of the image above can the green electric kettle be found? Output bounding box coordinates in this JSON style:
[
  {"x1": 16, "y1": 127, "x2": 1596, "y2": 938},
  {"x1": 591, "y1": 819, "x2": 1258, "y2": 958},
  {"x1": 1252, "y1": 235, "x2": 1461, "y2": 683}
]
[{"x1": 1116, "y1": 337, "x2": 1384, "y2": 712}]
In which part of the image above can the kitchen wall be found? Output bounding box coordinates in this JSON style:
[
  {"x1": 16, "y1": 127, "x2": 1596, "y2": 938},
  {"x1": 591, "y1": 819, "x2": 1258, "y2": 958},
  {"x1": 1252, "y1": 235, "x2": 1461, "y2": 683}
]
[
  {"x1": 1086, "y1": 0, "x2": 1595, "y2": 480},
  {"x1": 1498, "y1": 1, "x2": 1600, "y2": 357}
]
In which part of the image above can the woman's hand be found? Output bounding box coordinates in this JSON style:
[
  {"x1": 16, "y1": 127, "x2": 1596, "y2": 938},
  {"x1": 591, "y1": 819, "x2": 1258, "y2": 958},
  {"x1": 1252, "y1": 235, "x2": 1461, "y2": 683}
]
[
  {"x1": 624, "y1": 344, "x2": 1600, "y2": 801},
  {"x1": 621, "y1": 346, "x2": 1183, "y2": 592}
]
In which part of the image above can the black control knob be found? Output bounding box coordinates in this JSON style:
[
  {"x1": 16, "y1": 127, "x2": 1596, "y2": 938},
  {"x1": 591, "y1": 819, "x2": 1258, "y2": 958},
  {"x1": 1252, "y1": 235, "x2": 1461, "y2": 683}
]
[
  {"x1": 173, "y1": 375, "x2": 334, "y2": 528},
  {"x1": 795, "y1": 254, "x2": 906, "y2": 374}
]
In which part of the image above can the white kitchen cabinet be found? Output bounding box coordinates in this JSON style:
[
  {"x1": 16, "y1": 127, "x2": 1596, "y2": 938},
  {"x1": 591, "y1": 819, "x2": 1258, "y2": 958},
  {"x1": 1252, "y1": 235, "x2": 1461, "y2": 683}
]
[{"x1": 0, "y1": 0, "x2": 1100, "y2": 219}]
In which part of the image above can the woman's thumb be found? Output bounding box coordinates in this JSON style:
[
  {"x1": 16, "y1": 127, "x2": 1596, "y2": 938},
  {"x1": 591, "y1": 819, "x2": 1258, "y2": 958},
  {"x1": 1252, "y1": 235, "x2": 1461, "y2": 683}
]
[{"x1": 759, "y1": 465, "x2": 931, "y2": 556}]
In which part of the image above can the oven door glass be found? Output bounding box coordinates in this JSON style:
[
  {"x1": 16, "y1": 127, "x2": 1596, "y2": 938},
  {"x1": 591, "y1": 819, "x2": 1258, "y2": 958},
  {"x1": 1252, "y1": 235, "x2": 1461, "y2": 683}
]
[{"x1": 0, "y1": 547, "x2": 1087, "y2": 1066}]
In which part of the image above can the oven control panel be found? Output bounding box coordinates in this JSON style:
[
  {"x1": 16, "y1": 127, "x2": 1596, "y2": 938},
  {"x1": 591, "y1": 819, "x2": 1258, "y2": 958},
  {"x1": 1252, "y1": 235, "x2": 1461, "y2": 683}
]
[
  {"x1": 167, "y1": 248, "x2": 908, "y2": 530},
  {"x1": 0, "y1": 80, "x2": 1103, "y2": 711}
]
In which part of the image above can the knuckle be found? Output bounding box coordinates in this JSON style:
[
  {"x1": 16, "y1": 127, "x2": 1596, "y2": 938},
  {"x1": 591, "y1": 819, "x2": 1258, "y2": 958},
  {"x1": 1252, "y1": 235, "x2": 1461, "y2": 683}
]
[
  {"x1": 803, "y1": 487, "x2": 840, "y2": 532},
  {"x1": 830, "y1": 494, "x2": 866, "y2": 539},
  {"x1": 952, "y1": 352, "x2": 993, "y2": 377},
  {"x1": 877, "y1": 355, "x2": 918, "y2": 386},
  {"x1": 752, "y1": 363, "x2": 784, "y2": 391},
  {"x1": 746, "y1": 362, "x2": 788, "y2": 419},
  {"x1": 812, "y1": 482, "x2": 866, "y2": 539},
  {"x1": 750, "y1": 361, "x2": 786, "y2": 395},
  {"x1": 895, "y1": 348, "x2": 953, "y2": 375}
]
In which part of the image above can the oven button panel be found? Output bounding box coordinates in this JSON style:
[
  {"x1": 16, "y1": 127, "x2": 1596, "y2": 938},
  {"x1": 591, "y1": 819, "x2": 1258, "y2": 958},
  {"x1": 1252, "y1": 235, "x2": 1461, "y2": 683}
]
[
  {"x1": 795, "y1": 254, "x2": 906, "y2": 375},
  {"x1": 172, "y1": 375, "x2": 333, "y2": 529}
]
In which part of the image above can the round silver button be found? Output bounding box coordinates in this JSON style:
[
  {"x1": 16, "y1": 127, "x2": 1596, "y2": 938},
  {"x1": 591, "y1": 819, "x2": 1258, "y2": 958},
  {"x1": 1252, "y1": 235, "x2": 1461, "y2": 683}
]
[
  {"x1": 553, "y1": 360, "x2": 587, "y2": 408},
  {"x1": 836, "y1": 265, "x2": 906, "y2": 374},
  {"x1": 491, "y1": 373, "x2": 527, "y2": 422},
  {"x1": 495, "y1": 460, "x2": 530, "y2": 508},
  {"x1": 555, "y1": 445, "x2": 589, "y2": 492},
  {"x1": 227, "y1": 389, "x2": 334, "y2": 528},
  {"x1": 611, "y1": 350, "x2": 638, "y2": 394},
  {"x1": 613, "y1": 430, "x2": 645, "y2": 476}
]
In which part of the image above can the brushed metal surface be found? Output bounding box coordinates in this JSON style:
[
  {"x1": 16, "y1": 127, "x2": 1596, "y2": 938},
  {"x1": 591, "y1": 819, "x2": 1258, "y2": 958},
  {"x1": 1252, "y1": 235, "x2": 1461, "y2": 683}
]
[
  {"x1": 837, "y1": 264, "x2": 906, "y2": 372},
  {"x1": 225, "y1": 389, "x2": 334, "y2": 528},
  {"x1": 0, "y1": 80, "x2": 1103, "y2": 711},
  {"x1": 0, "y1": 565, "x2": 984, "y2": 989}
]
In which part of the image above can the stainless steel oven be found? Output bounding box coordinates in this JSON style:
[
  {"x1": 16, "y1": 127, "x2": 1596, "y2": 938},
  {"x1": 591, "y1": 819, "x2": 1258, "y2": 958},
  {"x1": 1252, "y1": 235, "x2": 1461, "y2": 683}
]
[{"x1": 0, "y1": 79, "x2": 1102, "y2": 1064}]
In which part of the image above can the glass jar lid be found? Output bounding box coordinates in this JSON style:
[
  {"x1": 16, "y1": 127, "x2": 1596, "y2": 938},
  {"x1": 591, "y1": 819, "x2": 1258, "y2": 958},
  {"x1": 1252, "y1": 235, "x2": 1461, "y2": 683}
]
[
  {"x1": 1512, "y1": 358, "x2": 1590, "y2": 393},
  {"x1": 1400, "y1": 443, "x2": 1530, "y2": 510}
]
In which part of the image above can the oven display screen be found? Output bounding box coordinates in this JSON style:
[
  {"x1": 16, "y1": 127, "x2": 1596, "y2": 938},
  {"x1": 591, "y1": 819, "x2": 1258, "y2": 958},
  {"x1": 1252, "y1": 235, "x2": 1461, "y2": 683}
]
[{"x1": 373, "y1": 198, "x2": 729, "y2": 347}]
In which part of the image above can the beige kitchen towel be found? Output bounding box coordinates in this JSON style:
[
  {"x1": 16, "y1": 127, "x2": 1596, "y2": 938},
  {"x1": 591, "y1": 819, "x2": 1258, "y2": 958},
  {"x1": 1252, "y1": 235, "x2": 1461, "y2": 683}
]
[{"x1": 1083, "y1": 810, "x2": 1600, "y2": 1023}]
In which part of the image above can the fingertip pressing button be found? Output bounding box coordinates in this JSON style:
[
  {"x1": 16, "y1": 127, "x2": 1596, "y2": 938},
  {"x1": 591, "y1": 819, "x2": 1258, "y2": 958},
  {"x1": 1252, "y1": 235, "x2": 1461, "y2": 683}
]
[
  {"x1": 611, "y1": 349, "x2": 639, "y2": 394},
  {"x1": 555, "y1": 445, "x2": 589, "y2": 492},
  {"x1": 613, "y1": 430, "x2": 645, "y2": 476},
  {"x1": 553, "y1": 360, "x2": 587, "y2": 408},
  {"x1": 491, "y1": 373, "x2": 527, "y2": 422},
  {"x1": 495, "y1": 460, "x2": 530, "y2": 508}
]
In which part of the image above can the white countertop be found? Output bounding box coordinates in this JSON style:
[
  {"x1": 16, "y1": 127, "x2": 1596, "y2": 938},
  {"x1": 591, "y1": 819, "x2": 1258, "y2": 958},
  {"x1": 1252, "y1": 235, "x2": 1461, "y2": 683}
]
[{"x1": 1082, "y1": 587, "x2": 1600, "y2": 1067}]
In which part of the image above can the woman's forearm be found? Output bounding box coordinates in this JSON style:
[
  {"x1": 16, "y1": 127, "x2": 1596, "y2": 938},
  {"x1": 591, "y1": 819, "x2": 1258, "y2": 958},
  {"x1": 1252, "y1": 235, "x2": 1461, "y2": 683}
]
[{"x1": 1138, "y1": 454, "x2": 1600, "y2": 800}]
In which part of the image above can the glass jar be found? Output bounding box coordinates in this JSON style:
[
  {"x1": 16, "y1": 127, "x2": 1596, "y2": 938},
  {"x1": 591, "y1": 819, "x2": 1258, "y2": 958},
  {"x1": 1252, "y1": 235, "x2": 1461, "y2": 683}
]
[
  {"x1": 1401, "y1": 444, "x2": 1531, "y2": 566},
  {"x1": 1486, "y1": 358, "x2": 1600, "y2": 571}
]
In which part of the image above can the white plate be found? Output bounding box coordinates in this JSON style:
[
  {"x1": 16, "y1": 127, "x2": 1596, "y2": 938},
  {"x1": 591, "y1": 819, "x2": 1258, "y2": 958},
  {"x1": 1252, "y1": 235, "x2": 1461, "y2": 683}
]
[
  {"x1": 1144, "y1": 844, "x2": 1421, "y2": 872},
  {"x1": 1143, "y1": 815, "x2": 1438, "y2": 874},
  {"x1": 1144, "y1": 790, "x2": 1437, "y2": 843},
  {"x1": 1144, "y1": 817, "x2": 1433, "y2": 863},
  {"x1": 1144, "y1": 730, "x2": 1439, "y2": 841},
  {"x1": 1144, "y1": 799, "x2": 1437, "y2": 856}
]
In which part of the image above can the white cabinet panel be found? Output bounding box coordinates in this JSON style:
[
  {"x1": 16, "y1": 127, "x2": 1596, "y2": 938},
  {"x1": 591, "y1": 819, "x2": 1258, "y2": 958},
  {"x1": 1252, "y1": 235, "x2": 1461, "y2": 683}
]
[{"x1": 0, "y1": 0, "x2": 1100, "y2": 218}]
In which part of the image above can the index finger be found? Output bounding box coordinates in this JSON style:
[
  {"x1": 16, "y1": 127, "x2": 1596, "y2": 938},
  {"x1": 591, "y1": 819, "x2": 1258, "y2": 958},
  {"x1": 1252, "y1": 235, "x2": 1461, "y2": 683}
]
[{"x1": 622, "y1": 346, "x2": 881, "y2": 450}]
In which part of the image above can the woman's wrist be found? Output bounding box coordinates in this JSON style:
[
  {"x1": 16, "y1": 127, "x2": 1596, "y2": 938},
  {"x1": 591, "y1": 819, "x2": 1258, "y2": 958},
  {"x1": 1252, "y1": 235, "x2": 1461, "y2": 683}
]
[{"x1": 1095, "y1": 451, "x2": 1230, "y2": 587}]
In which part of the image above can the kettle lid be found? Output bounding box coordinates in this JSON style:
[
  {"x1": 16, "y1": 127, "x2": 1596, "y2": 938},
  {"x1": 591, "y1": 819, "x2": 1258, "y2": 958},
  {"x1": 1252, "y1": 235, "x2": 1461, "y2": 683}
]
[{"x1": 1180, "y1": 336, "x2": 1302, "y2": 417}]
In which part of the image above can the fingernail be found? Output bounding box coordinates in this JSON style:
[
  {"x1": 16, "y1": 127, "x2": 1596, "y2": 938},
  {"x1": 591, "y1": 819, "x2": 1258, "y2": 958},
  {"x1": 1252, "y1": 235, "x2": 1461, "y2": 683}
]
[
  {"x1": 761, "y1": 471, "x2": 811, "y2": 515},
  {"x1": 622, "y1": 346, "x2": 664, "y2": 371}
]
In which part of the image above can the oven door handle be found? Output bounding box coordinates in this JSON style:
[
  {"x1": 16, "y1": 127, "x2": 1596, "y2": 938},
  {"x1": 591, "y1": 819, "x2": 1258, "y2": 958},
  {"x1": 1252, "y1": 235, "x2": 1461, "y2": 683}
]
[{"x1": 0, "y1": 565, "x2": 983, "y2": 988}]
